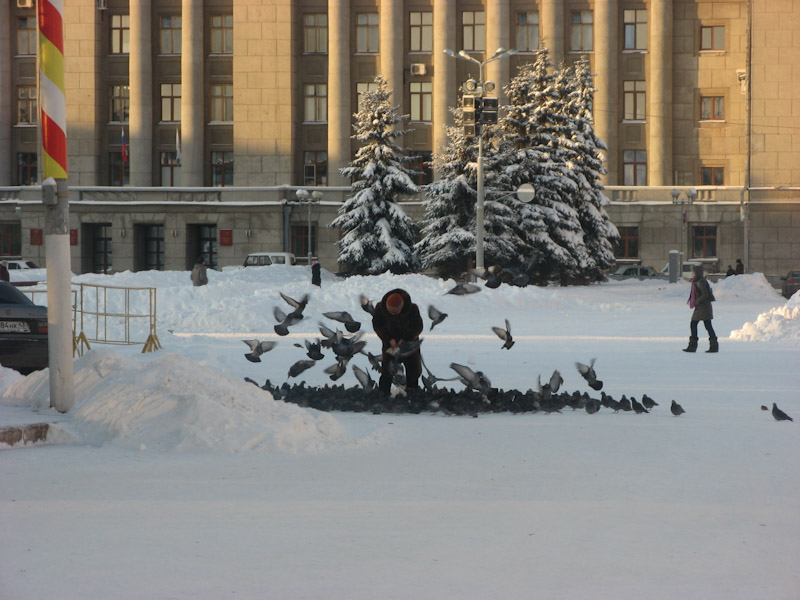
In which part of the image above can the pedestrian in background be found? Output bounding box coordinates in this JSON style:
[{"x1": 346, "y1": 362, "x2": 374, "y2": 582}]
[
  {"x1": 735, "y1": 258, "x2": 744, "y2": 275},
  {"x1": 311, "y1": 260, "x2": 321, "y2": 287},
  {"x1": 191, "y1": 257, "x2": 208, "y2": 287}
]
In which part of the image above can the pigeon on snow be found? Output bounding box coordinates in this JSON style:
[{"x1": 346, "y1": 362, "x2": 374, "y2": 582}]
[
  {"x1": 352, "y1": 365, "x2": 376, "y2": 391},
  {"x1": 631, "y1": 396, "x2": 648, "y2": 414},
  {"x1": 492, "y1": 319, "x2": 514, "y2": 349},
  {"x1": 450, "y1": 362, "x2": 491, "y2": 396},
  {"x1": 446, "y1": 281, "x2": 481, "y2": 296},
  {"x1": 428, "y1": 305, "x2": 448, "y2": 330},
  {"x1": 772, "y1": 403, "x2": 793, "y2": 422},
  {"x1": 242, "y1": 339, "x2": 277, "y2": 363},
  {"x1": 575, "y1": 358, "x2": 603, "y2": 391},
  {"x1": 641, "y1": 394, "x2": 659, "y2": 410},
  {"x1": 670, "y1": 400, "x2": 686, "y2": 416}
]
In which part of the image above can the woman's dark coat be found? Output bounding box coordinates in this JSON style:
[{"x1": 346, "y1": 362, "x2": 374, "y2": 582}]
[{"x1": 691, "y1": 273, "x2": 714, "y2": 321}]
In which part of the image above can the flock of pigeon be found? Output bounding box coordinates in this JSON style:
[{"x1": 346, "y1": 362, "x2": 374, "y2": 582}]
[{"x1": 241, "y1": 279, "x2": 794, "y2": 422}]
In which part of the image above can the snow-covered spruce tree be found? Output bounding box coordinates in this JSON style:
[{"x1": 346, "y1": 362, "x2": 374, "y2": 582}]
[
  {"x1": 494, "y1": 49, "x2": 588, "y2": 284},
  {"x1": 560, "y1": 58, "x2": 619, "y2": 281},
  {"x1": 415, "y1": 104, "x2": 518, "y2": 279},
  {"x1": 330, "y1": 76, "x2": 420, "y2": 275}
]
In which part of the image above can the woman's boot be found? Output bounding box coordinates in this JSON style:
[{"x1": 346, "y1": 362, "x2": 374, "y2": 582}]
[
  {"x1": 706, "y1": 337, "x2": 719, "y2": 353},
  {"x1": 682, "y1": 336, "x2": 698, "y2": 352}
]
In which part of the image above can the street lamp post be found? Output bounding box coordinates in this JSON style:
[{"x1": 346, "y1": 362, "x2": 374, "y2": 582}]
[
  {"x1": 671, "y1": 187, "x2": 697, "y2": 269},
  {"x1": 444, "y1": 47, "x2": 516, "y2": 272},
  {"x1": 296, "y1": 189, "x2": 323, "y2": 265}
]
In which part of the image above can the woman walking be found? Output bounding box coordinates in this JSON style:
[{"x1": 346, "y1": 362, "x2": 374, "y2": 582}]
[{"x1": 683, "y1": 264, "x2": 718, "y2": 353}]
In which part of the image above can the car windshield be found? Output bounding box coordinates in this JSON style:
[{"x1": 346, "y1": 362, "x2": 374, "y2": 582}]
[{"x1": 0, "y1": 283, "x2": 34, "y2": 305}]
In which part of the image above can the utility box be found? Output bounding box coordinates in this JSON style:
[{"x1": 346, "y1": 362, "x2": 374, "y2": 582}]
[{"x1": 668, "y1": 250, "x2": 680, "y2": 283}]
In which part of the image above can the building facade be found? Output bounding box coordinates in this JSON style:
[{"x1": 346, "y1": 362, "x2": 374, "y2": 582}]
[{"x1": 0, "y1": 0, "x2": 798, "y2": 282}]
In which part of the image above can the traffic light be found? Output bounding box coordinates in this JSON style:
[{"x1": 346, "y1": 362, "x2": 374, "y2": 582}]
[
  {"x1": 480, "y1": 97, "x2": 498, "y2": 124},
  {"x1": 463, "y1": 95, "x2": 481, "y2": 137}
]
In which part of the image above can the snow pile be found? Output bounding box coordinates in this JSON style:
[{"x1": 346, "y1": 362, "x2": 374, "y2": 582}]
[
  {"x1": 710, "y1": 271, "x2": 780, "y2": 300},
  {"x1": 2, "y1": 349, "x2": 374, "y2": 453},
  {"x1": 730, "y1": 292, "x2": 800, "y2": 342}
]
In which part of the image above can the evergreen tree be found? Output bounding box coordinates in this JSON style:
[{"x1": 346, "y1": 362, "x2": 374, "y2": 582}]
[{"x1": 331, "y1": 76, "x2": 420, "y2": 275}]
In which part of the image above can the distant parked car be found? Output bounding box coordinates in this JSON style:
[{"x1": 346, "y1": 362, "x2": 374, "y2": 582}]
[
  {"x1": 243, "y1": 252, "x2": 297, "y2": 267},
  {"x1": 611, "y1": 265, "x2": 669, "y2": 281},
  {"x1": 0, "y1": 282, "x2": 48, "y2": 374},
  {"x1": 4, "y1": 259, "x2": 39, "y2": 270},
  {"x1": 780, "y1": 270, "x2": 800, "y2": 299},
  {"x1": 660, "y1": 261, "x2": 705, "y2": 280}
]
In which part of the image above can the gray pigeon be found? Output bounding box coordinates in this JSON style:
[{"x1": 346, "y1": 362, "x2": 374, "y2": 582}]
[
  {"x1": 618, "y1": 395, "x2": 632, "y2": 411},
  {"x1": 428, "y1": 305, "x2": 448, "y2": 330},
  {"x1": 352, "y1": 365, "x2": 375, "y2": 391},
  {"x1": 446, "y1": 282, "x2": 481, "y2": 296},
  {"x1": 631, "y1": 396, "x2": 648, "y2": 414},
  {"x1": 641, "y1": 394, "x2": 659, "y2": 410},
  {"x1": 469, "y1": 266, "x2": 501, "y2": 289},
  {"x1": 288, "y1": 359, "x2": 316, "y2": 378},
  {"x1": 279, "y1": 292, "x2": 309, "y2": 320},
  {"x1": 537, "y1": 375, "x2": 552, "y2": 403},
  {"x1": 450, "y1": 362, "x2": 491, "y2": 396},
  {"x1": 575, "y1": 358, "x2": 603, "y2": 391},
  {"x1": 670, "y1": 400, "x2": 686, "y2": 416},
  {"x1": 323, "y1": 310, "x2": 361, "y2": 333},
  {"x1": 549, "y1": 370, "x2": 563, "y2": 394},
  {"x1": 304, "y1": 339, "x2": 324, "y2": 361},
  {"x1": 492, "y1": 319, "x2": 514, "y2": 349},
  {"x1": 273, "y1": 306, "x2": 302, "y2": 336},
  {"x1": 772, "y1": 403, "x2": 793, "y2": 422},
  {"x1": 324, "y1": 357, "x2": 350, "y2": 381},
  {"x1": 361, "y1": 350, "x2": 382, "y2": 372},
  {"x1": 242, "y1": 339, "x2": 277, "y2": 363},
  {"x1": 420, "y1": 358, "x2": 459, "y2": 391},
  {"x1": 359, "y1": 294, "x2": 375, "y2": 316}
]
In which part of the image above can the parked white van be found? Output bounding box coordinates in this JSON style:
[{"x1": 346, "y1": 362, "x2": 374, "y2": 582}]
[{"x1": 243, "y1": 252, "x2": 297, "y2": 267}]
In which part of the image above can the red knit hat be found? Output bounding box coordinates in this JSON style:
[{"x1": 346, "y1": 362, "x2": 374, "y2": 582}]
[{"x1": 386, "y1": 293, "x2": 404, "y2": 312}]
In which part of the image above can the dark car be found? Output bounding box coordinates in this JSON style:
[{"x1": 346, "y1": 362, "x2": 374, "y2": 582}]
[
  {"x1": 780, "y1": 270, "x2": 800, "y2": 299},
  {"x1": 0, "y1": 282, "x2": 49, "y2": 374}
]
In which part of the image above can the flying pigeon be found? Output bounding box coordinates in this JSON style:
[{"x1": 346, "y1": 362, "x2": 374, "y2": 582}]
[
  {"x1": 549, "y1": 370, "x2": 563, "y2": 394},
  {"x1": 420, "y1": 358, "x2": 459, "y2": 391},
  {"x1": 330, "y1": 331, "x2": 367, "y2": 361},
  {"x1": 280, "y1": 292, "x2": 309, "y2": 320},
  {"x1": 537, "y1": 374, "x2": 552, "y2": 403},
  {"x1": 273, "y1": 306, "x2": 302, "y2": 336},
  {"x1": 303, "y1": 339, "x2": 324, "y2": 361},
  {"x1": 288, "y1": 359, "x2": 316, "y2": 378},
  {"x1": 323, "y1": 310, "x2": 362, "y2": 333},
  {"x1": 575, "y1": 358, "x2": 603, "y2": 391},
  {"x1": 242, "y1": 339, "x2": 277, "y2": 363},
  {"x1": 361, "y1": 350, "x2": 382, "y2": 372},
  {"x1": 446, "y1": 281, "x2": 481, "y2": 296},
  {"x1": 491, "y1": 319, "x2": 514, "y2": 349},
  {"x1": 670, "y1": 400, "x2": 686, "y2": 416},
  {"x1": 469, "y1": 266, "x2": 501, "y2": 289},
  {"x1": 352, "y1": 365, "x2": 375, "y2": 391},
  {"x1": 359, "y1": 294, "x2": 376, "y2": 316},
  {"x1": 428, "y1": 305, "x2": 448, "y2": 330},
  {"x1": 324, "y1": 357, "x2": 350, "y2": 381},
  {"x1": 641, "y1": 394, "x2": 659, "y2": 410},
  {"x1": 450, "y1": 362, "x2": 491, "y2": 396},
  {"x1": 772, "y1": 403, "x2": 793, "y2": 422}
]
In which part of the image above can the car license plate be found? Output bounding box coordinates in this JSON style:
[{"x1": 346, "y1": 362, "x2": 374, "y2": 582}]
[{"x1": 0, "y1": 321, "x2": 30, "y2": 333}]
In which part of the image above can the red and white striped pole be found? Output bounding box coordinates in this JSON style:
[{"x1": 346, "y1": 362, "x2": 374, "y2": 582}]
[{"x1": 39, "y1": 0, "x2": 74, "y2": 413}]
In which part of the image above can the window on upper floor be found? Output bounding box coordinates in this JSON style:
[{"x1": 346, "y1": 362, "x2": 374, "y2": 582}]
[
  {"x1": 210, "y1": 84, "x2": 233, "y2": 122},
  {"x1": 356, "y1": 13, "x2": 379, "y2": 53},
  {"x1": 160, "y1": 15, "x2": 182, "y2": 55},
  {"x1": 304, "y1": 13, "x2": 328, "y2": 54},
  {"x1": 109, "y1": 152, "x2": 130, "y2": 187},
  {"x1": 700, "y1": 166, "x2": 724, "y2": 186},
  {"x1": 408, "y1": 152, "x2": 433, "y2": 186},
  {"x1": 700, "y1": 95, "x2": 724, "y2": 121},
  {"x1": 160, "y1": 153, "x2": 181, "y2": 187},
  {"x1": 304, "y1": 84, "x2": 327, "y2": 122},
  {"x1": 110, "y1": 14, "x2": 130, "y2": 54},
  {"x1": 17, "y1": 86, "x2": 37, "y2": 125},
  {"x1": 211, "y1": 15, "x2": 233, "y2": 54},
  {"x1": 17, "y1": 153, "x2": 37, "y2": 186},
  {"x1": 17, "y1": 17, "x2": 37, "y2": 55},
  {"x1": 410, "y1": 82, "x2": 432, "y2": 122},
  {"x1": 700, "y1": 25, "x2": 725, "y2": 51},
  {"x1": 570, "y1": 11, "x2": 593, "y2": 52},
  {"x1": 623, "y1": 80, "x2": 646, "y2": 121},
  {"x1": 303, "y1": 151, "x2": 327, "y2": 185},
  {"x1": 623, "y1": 9, "x2": 647, "y2": 51},
  {"x1": 109, "y1": 84, "x2": 130, "y2": 123},
  {"x1": 462, "y1": 11, "x2": 486, "y2": 52},
  {"x1": 623, "y1": 150, "x2": 646, "y2": 186},
  {"x1": 212, "y1": 151, "x2": 234, "y2": 187},
  {"x1": 161, "y1": 83, "x2": 181, "y2": 122},
  {"x1": 410, "y1": 11, "x2": 433, "y2": 52},
  {"x1": 516, "y1": 12, "x2": 540, "y2": 52}
]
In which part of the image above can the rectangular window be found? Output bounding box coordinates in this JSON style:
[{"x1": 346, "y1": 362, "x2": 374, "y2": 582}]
[
  {"x1": 109, "y1": 85, "x2": 130, "y2": 122},
  {"x1": 357, "y1": 82, "x2": 379, "y2": 112},
  {"x1": 160, "y1": 152, "x2": 181, "y2": 186},
  {"x1": 111, "y1": 14, "x2": 130, "y2": 54},
  {"x1": 623, "y1": 150, "x2": 647, "y2": 185},
  {"x1": 161, "y1": 83, "x2": 181, "y2": 122},
  {"x1": 692, "y1": 225, "x2": 717, "y2": 258},
  {"x1": 290, "y1": 224, "x2": 316, "y2": 262},
  {"x1": 623, "y1": 81, "x2": 646, "y2": 120},
  {"x1": 410, "y1": 82, "x2": 433, "y2": 122},
  {"x1": 211, "y1": 84, "x2": 233, "y2": 122},
  {"x1": 700, "y1": 25, "x2": 725, "y2": 51},
  {"x1": 408, "y1": 152, "x2": 433, "y2": 186},
  {"x1": 0, "y1": 223, "x2": 22, "y2": 257},
  {"x1": 88, "y1": 223, "x2": 113, "y2": 274},
  {"x1": 197, "y1": 225, "x2": 218, "y2": 268},
  {"x1": 410, "y1": 11, "x2": 433, "y2": 52},
  {"x1": 17, "y1": 17, "x2": 37, "y2": 55},
  {"x1": 623, "y1": 9, "x2": 647, "y2": 50},
  {"x1": 304, "y1": 13, "x2": 328, "y2": 53},
  {"x1": 570, "y1": 11, "x2": 593, "y2": 52},
  {"x1": 516, "y1": 12, "x2": 540, "y2": 52},
  {"x1": 17, "y1": 153, "x2": 37, "y2": 186},
  {"x1": 356, "y1": 13, "x2": 379, "y2": 53},
  {"x1": 304, "y1": 84, "x2": 327, "y2": 122},
  {"x1": 614, "y1": 226, "x2": 639, "y2": 258},
  {"x1": 303, "y1": 151, "x2": 328, "y2": 185},
  {"x1": 109, "y1": 152, "x2": 130, "y2": 186},
  {"x1": 462, "y1": 11, "x2": 486, "y2": 52},
  {"x1": 137, "y1": 224, "x2": 165, "y2": 271},
  {"x1": 160, "y1": 15, "x2": 182, "y2": 55},
  {"x1": 17, "y1": 86, "x2": 37, "y2": 125},
  {"x1": 212, "y1": 151, "x2": 234, "y2": 187},
  {"x1": 700, "y1": 166, "x2": 724, "y2": 186},
  {"x1": 700, "y1": 95, "x2": 724, "y2": 120},
  {"x1": 210, "y1": 15, "x2": 233, "y2": 54}
]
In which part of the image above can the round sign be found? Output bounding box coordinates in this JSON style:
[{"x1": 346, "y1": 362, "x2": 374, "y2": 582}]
[{"x1": 516, "y1": 183, "x2": 535, "y2": 203}]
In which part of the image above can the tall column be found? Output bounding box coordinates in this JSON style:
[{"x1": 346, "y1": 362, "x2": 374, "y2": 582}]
[
  {"x1": 328, "y1": 0, "x2": 351, "y2": 186},
  {"x1": 0, "y1": 12, "x2": 11, "y2": 185},
  {"x1": 433, "y1": 0, "x2": 457, "y2": 160},
  {"x1": 594, "y1": 0, "x2": 618, "y2": 184},
  {"x1": 129, "y1": 0, "x2": 153, "y2": 186},
  {"x1": 380, "y1": 0, "x2": 404, "y2": 109},
  {"x1": 485, "y1": 0, "x2": 510, "y2": 103},
  {"x1": 649, "y1": 0, "x2": 673, "y2": 186},
  {"x1": 541, "y1": 0, "x2": 564, "y2": 64},
  {"x1": 181, "y1": 0, "x2": 204, "y2": 186}
]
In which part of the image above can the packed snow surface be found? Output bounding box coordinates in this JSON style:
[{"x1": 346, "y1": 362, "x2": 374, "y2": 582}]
[{"x1": 1, "y1": 266, "x2": 798, "y2": 599}]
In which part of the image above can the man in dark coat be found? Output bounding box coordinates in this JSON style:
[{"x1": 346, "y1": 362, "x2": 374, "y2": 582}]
[
  {"x1": 311, "y1": 260, "x2": 321, "y2": 287},
  {"x1": 735, "y1": 258, "x2": 744, "y2": 275},
  {"x1": 683, "y1": 264, "x2": 717, "y2": 353},
  {"x1": 190, "y1": 257, "x2": 208, "y2": 286},
  {"x1": 372, "y1": 288, "x2": 423, "y2": 394}
]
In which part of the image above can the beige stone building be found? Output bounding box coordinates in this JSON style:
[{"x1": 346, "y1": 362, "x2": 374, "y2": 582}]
[{"x1": 0, "y1": 0, "x2": 798, "y2": 283}]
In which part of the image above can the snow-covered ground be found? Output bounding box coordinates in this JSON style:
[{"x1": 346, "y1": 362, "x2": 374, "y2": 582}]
[{"x1": 1, "y1": 266, "x2": 798, "y2": 599}]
